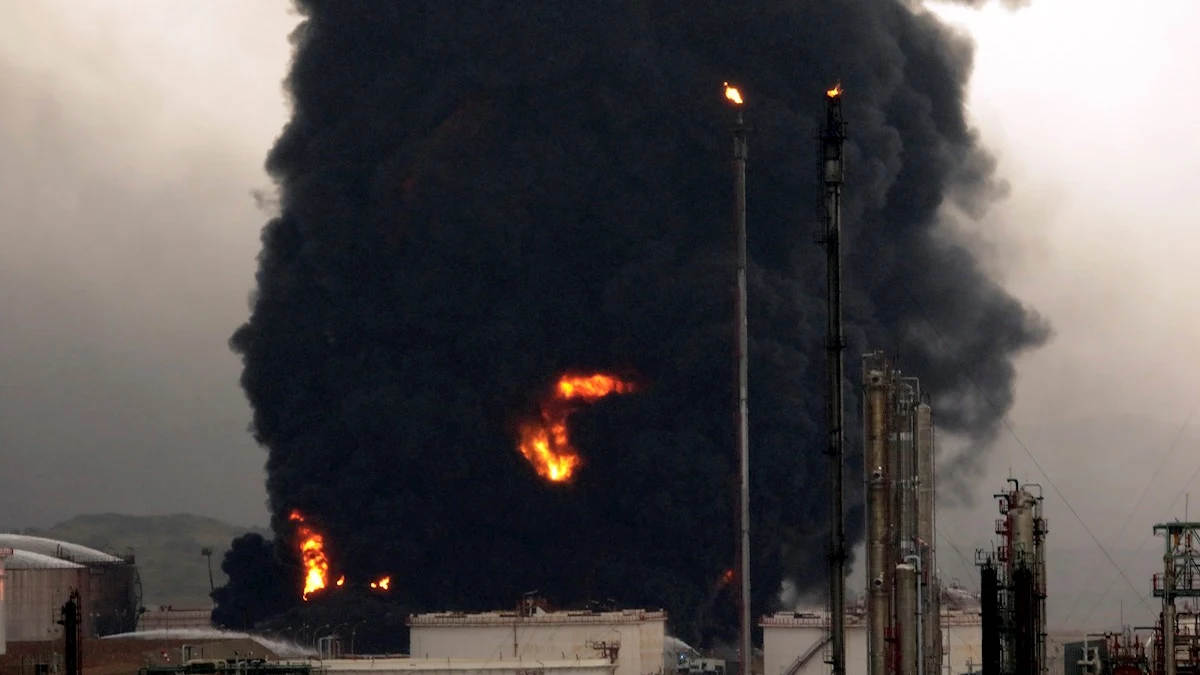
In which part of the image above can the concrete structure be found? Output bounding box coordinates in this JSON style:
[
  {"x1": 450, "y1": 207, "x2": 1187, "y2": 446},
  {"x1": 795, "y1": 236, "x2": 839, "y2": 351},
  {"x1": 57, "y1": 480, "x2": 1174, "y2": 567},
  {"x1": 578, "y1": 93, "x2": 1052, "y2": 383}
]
[
  {"x1": 759, "y1": 610, "x2": 982, "y2": 675},
  {"x1": 316, "y1": 658, "x2": 616, "y2": 675},
  {"x1": 0, "y1": 534, "x2": 141, "y2": 641},
  {"x1": 408, "y1": 609, "x2": 666, "y2": 675}
]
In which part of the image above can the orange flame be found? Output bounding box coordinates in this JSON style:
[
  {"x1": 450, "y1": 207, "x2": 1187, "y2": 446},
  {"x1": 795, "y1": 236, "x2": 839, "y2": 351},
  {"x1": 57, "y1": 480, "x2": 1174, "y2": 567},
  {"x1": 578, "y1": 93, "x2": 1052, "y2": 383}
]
[
  {"x1": 288, "y1": 510, "x2": 331, "y2": 601},
  {"x1": 826, "y1": 83, "x2": 843, "y2": 99},
  {"x1": 518, "y1": 373, "x2": 637, "y2": 482},
  {"x1": 723, "y1": 82, "x2": 744, "y2": 106},
  {"x1": 336, "y1": 576, "x2": 345, "y2": 587},
  {"x1": 718, "y1": 568, "x2": 735, "y2": 589},
  {"x1": 370, "y1": 576, "x2": 391, "y2": 590}
]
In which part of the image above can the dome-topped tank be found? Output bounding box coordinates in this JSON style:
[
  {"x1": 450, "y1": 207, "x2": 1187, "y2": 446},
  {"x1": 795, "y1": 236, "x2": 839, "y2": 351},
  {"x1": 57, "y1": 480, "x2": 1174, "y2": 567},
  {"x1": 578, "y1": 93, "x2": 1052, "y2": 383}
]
[{"x1": 0, "y1": 535, "x2": 140, "y2": 641}]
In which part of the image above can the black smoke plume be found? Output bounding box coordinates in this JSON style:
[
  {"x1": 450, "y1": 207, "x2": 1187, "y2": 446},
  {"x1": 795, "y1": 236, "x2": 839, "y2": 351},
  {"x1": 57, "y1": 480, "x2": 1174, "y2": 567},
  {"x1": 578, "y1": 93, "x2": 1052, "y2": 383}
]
[{"x1": 218, "y1": 0, "x2": 1049, "y2": 647}]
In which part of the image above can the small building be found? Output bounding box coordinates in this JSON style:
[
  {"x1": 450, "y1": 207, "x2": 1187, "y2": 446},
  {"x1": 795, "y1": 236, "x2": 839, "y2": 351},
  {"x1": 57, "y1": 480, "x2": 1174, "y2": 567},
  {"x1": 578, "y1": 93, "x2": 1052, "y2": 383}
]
[
  {"x1": 318, "y1": 658, "x2": 616, "y2": 675},
  {"x1": 759, "y1": 610, "x2": 983, "y2": 675},
  {"x1": 407, "y1": 608, "x2": 667, "y2": 675}
]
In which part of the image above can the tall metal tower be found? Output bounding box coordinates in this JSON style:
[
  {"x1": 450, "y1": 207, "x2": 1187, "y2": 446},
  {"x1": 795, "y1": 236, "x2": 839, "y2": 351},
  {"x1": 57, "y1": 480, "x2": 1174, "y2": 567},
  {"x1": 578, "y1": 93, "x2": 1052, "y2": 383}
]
[
  {"x1": 977, "y1": 479, "x2": 1048, "y2": 675},
  {"x1": 861, "y1": 352, "x2": 943, "y2": 675},
  {"x1": 820, "y1": 83, "x2": 847, "y2": 675},
  {"x1": 1151, "y1": 521, "x2": 1200, "y2": 675},
  {"x1": 725, "y1": 81, "x2": 753, "y2": 675}
]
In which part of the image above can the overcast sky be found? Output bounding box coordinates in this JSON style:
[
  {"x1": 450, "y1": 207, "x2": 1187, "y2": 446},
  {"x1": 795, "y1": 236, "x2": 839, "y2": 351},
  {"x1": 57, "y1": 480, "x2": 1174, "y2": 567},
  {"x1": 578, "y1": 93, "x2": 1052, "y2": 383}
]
[
  {"x1": 1, "y1": 0, "x2": 1197, "y2": 632},
  {"x1": 0, "y1": 0, "x2": 298, "y2": 526}
]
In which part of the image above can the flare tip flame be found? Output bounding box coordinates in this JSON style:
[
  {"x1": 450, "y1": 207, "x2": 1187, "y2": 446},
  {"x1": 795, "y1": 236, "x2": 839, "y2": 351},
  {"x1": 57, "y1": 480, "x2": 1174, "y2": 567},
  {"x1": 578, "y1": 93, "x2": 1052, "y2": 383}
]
[{"x1": 723, "y1": 82, "x2": 744, "y2": 106}]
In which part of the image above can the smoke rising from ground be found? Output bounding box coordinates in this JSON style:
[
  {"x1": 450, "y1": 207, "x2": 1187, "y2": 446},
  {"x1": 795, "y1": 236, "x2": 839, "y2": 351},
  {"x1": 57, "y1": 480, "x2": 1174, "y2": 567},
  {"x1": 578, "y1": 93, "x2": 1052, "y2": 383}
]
[{"x1": 217, "y1": 0, "x2": 1048, "y2": 646}]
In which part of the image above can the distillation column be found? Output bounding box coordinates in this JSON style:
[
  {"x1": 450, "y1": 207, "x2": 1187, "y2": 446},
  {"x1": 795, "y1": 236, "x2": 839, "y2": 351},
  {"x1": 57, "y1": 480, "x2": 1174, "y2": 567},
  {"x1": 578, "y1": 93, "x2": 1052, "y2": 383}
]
[
  {"x1": 915, "y1": 401, "x2": 941, "y2": 675},
  {"x1": 863, "y1": 354, "x2": 891, "y2": 675},
  {"x1": 862, "y1": 353, "x2": 944, "y2": 675},
  {"x1": 978, "y1": 480, "x2": 1048, "y2": 675},
  {"x1": 891, "y1": 379, "x2": 918, "y2": 675},
  {"x1": 896, "y1": 563, "x2": 918, "y2": 675}
]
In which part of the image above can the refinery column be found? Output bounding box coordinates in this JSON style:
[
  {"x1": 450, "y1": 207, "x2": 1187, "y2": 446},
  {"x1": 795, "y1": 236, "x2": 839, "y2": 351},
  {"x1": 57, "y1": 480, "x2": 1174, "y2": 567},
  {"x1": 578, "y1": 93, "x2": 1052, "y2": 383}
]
[
  {"x1": 915, "y1": 398, "x2": 940, "y2": 675},
  {"x1": 821, "y1": 82, "x2": 847, "y2": 675},
  {"x1": 725, "y1": 81, "x2": 753, "y2": 675},
  {"x1": 863, "y1": 352, "x2": 891, "y2": 675}
]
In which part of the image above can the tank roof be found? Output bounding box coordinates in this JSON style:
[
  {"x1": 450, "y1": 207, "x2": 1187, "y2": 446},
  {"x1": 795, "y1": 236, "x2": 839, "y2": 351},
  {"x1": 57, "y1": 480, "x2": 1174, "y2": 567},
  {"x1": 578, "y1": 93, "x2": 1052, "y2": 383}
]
[
  {"x1": 408, "y1": 608, "x2": 667, "y2": 626},
  {"x1": 2, "y1": 548, "x2": 87, "y2": 569},
  {"x1": 0, "y1": 533, "x2": 124, "y2": 564}
]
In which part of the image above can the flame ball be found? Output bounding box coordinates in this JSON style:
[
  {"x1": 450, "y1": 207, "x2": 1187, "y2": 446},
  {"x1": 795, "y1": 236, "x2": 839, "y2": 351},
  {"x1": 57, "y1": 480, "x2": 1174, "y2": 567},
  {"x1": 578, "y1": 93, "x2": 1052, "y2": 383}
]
[{"x1": 517, "y1": 372, "x2": 637, "y2": 482}]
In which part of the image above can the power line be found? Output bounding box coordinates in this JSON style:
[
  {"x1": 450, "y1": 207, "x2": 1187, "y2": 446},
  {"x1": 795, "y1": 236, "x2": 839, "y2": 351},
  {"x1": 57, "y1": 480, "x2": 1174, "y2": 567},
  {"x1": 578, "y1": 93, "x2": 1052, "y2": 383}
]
[
  {"x1": 935, "y1": 514, "x2": 978, "y2": 593},
  {"x1": 1077, "y1": 436, "x2": 1200, "y2": 629},
  {"x1": 1061, "y1": 394, "x2": 1200, "y2": 628}
]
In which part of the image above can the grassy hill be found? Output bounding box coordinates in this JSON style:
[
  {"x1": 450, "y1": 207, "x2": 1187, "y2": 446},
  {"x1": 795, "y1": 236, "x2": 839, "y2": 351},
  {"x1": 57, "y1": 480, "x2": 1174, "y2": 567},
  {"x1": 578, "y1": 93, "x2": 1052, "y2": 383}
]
[{"x1": 19, "y1": 513, "x2": 269, "y2": 609}]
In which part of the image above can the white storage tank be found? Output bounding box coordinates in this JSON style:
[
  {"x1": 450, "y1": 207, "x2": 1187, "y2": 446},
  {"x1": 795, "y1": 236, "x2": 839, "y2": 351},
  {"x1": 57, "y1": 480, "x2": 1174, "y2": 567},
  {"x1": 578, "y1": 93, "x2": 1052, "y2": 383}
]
[
  {"x1": 2, "y1": 549, "x2": 88, "y2": 642},
  {"x1": 0, "y1": 534, "x2": 141, "y2": 637},
  {"x1": 408, "y1": 608, "x2": 667, "y2": 675}
]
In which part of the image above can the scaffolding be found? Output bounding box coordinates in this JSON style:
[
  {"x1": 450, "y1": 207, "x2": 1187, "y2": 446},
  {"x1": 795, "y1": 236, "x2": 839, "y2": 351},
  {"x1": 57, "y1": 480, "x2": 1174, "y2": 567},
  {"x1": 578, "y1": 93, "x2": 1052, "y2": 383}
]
[{"x1": 1150, "y1": 522, "x2": 1200, "y2": 675}]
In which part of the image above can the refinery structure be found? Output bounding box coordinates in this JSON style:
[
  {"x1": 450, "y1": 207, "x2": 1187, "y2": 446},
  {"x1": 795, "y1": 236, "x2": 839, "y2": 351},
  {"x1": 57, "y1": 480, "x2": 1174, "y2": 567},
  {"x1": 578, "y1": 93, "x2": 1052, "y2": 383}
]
[
  {"x1": 1068, "y1": 521, "x2": 1200, "y2": 675},
  {"x1": 759, "y1": 352, "x2": 994, "y2": 675},
  {"x1": 976, "y1": 481, "x2": 1049, "y2": 675}
]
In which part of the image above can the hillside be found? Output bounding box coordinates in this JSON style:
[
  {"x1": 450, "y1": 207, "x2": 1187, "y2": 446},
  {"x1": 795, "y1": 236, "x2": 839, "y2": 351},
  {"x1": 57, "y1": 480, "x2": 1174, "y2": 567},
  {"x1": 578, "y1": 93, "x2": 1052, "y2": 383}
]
[{"x1": 19, "y1": 513, "x2": 269, "y2": 609}]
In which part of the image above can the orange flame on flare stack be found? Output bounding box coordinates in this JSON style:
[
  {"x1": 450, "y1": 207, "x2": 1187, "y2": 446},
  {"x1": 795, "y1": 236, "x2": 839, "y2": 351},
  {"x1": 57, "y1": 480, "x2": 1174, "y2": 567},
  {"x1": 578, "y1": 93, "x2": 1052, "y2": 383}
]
[
  {"x1": 517, "y1": 373, "x2": 637, "y2": 482},
  {"x1": 723, "y1": 82, "x2": 744, "y2": 106},
  {"x1": 370, "y1": 576, "x2": 391, "y2": 590},
  {"x1": 826, "y1": 83, "x2": 843, "y2": 99},
  {"x1": 288, "y1": 510, "x2": 331, "y2": 600}
]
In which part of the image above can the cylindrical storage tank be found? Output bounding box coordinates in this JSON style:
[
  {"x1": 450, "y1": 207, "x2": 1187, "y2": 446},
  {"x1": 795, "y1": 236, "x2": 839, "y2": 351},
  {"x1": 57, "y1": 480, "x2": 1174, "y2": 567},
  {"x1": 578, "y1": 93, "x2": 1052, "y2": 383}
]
[
  {"x1": 2, "y1": 550, "x2": 88, "y2": 642},
  {"x1": 0, "y1": 534, "x2": 140, "y2": 637},
  {"x1": 86, "y1": 561, "x2": 139, "y2": 636}
]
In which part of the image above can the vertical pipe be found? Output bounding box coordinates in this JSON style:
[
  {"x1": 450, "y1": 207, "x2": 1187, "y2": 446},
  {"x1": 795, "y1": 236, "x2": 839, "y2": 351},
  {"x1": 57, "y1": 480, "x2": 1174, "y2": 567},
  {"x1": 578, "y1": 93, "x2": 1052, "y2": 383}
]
[
  {"x1": 915, "y1": 403, "x2": 940, "y2": 675},
  {"x1": 733, "y1": 108, "x2": 752, "y2": 675},
  {"x1": 864, "y1": 356, "x2": 890, "y2": 675},
  {"x1": 896, "y1": 564, "x2": 918, "y2": 675},
  {"x1": 1165, "y1": 547, "x2": 1177, "y2": 675},
  {"x1": 905, "y1": 555, "x2": 924, "y2": 675},
  {"x1": 821, "y1": 85, "x2": 847, "y2": 675}
]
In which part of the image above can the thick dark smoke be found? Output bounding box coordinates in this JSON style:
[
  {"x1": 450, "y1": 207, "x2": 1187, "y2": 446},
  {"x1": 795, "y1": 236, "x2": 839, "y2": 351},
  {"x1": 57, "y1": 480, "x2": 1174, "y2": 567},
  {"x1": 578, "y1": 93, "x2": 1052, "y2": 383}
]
[{"x1": 217, "y1": 0, "x2": 1048, "y2": 647}]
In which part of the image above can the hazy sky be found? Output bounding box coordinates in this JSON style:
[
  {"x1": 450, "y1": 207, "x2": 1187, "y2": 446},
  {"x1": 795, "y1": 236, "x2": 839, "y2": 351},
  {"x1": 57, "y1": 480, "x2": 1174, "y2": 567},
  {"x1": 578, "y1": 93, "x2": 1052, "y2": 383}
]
[
  {"x1": 1, "y1": 0, "x2": 1197, "y2": 632},
  {"x1": 0, "y1": 0, "x2": 298, "y2": 526}
]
